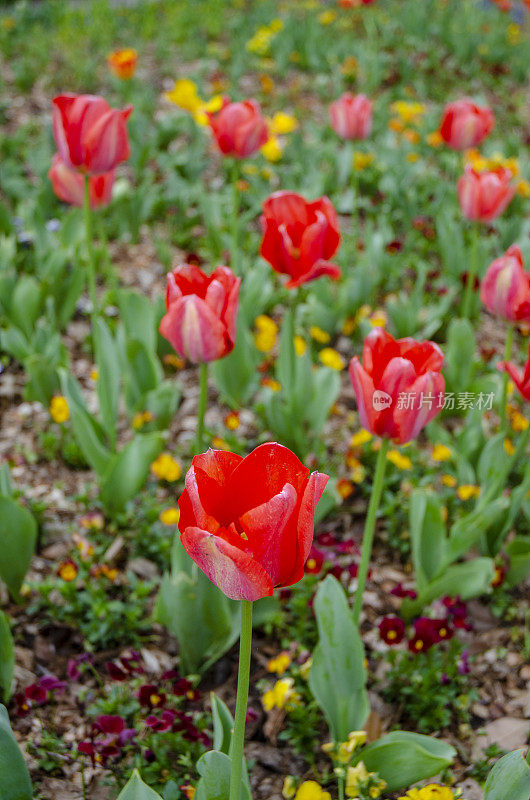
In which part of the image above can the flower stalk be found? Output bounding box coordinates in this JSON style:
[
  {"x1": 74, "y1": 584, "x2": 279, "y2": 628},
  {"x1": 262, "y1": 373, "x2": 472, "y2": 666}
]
[{"x1": 229, "y1": 599, "x2": 253, "y2": 800}]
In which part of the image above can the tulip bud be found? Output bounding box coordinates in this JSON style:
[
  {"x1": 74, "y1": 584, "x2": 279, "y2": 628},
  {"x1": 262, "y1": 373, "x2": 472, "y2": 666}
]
[
  {"x1": 329, "y1": 92, "x2": 373, "y2": 140},
  {"x1": 440, "y1": 99, "x2": 494, "y2": 150},
  {"x1": 480, "y1": 245, "x2": 530, "y2": 322},
  {"x1": 457, "y1": 166, "x2": 515, "y2": 223}
]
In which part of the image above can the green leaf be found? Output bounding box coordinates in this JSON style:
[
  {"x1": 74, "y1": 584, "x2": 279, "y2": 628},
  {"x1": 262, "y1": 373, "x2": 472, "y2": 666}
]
[
  {"x1": 484, "y1": 749, "x2": 530, "y2": 800},
  {"x1": 448, "y1": 498, "x2": 509, "y2": 562},
  {"x1": 211, "y1": 321, "x2": 260, "y2": 408},
  {"x1": 59, "y1": 369, "x2": 111, "y2": 476},
  {"x1": 0, "y1": 613, "x2": 14, "y2": 702},
  {"x1": 0, "y1": 497, "x2": 37, "y2": 600},
  {"x1": 195, "y1": 750, "x2": 251, "y2": 800},
  {"x1": 276, "y1": 308, "x2": 295, "y2": 401},
  {"x1": 505, "y1": 538, "x2": 530, "y2": 587},
  {"x1": 9, "y1": 275, "x2": 42, "y2": 338},
  {"x1": 94, "y1": 317, "x2": 120, "y2": 447},
  {"x1": 358, "y1": 731, "x2": 456, "y2": 791},
  {"x1": 309, "y1": 575, "x2": 369, "y2": 742},
  {"x1": 402, "y1": 558, "x2": 494, "y2": 619},
  {"x1": 116, "y1": 768, "x2": 163, "y2": 800},
  {"x1": 99, "y1": 433, "x2": 163, "y2": 513},
  {"x1": 0, "y1": 704, "x2": 33, "y2": 800},
  {"x1": 409, "y1": 490, "x2": 447, "y2": 588},
  {"x1": 155, "y1": 539, "x2": 239, "y2": 674},
  {"x1": 211, "y1": 693, "x2": 234, "y2": 755},
  {"x1": 118, "y1": 290, "x2": 157, "y2": 353},
  {"x1": 443, "y1": 318, "x2": 475, "y2": 394}
]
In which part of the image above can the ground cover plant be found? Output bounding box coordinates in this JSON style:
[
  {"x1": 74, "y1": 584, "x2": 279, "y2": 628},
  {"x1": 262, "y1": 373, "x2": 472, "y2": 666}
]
[{"x1": 0, "y1": 0, "x2": 530, "y2": 799}]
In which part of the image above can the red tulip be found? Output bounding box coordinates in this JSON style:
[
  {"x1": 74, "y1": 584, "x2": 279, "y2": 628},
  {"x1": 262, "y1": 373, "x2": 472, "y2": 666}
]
[
  {"x1": 480, "y1": 245, "x2": 530, "y2": 322},
  {"x1": 260, "y1": 191, "x2": 341, "y2": 288},
  {"x1": 329, "y1": 92, "x2": 373, "y2": 140},
  {"x1": 206, "y1": 97, "x2": 269, "y2": 158},
  {"x1": 498, "y1": 342, "x2": 530, "y2": 401},
  {"x1": 48, "y1": 154, "x2": 114, "y2": 208},
  {"x1": 178, "y1": 443, "x2": 328, "y2": 601},
  {"x1": 439, "y1": 99, "x2": 494, "y2": 150},
  {"x1": 52, "y1": 93, "x2": 133, "y2": 175},
  {"x1": 348, "y1": 328, "x2": 445, "y2": 444},
  {"x1": 159, "y1": 263, "x2": 240, "y2": 364},
  {"x1": 457, "y1": 166, "x2": 515, "y2": 222}
]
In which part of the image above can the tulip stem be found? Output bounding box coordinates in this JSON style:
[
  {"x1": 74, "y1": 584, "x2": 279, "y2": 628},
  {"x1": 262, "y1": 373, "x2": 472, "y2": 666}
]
[
  {"x1": 229, "y1": 599, "x2": 253, "y2": 800},
  {"x1": 500, "y1": 323, "x2": 514, "y2": 429},
  {"x1": 231, "y1": 159, "x2": 240, "y2": 276},
  {"x1": 352, "y1": 437, "x2": 389, "y2": 626},
  {"x1": 196, "y1": 362, "x2": 208, "y2": 453},
  {"x1": 83, "y1": 175, "x2": 98, "y2": 324},
  {"x1": 461, "y1": 223, "x2": 479, "y2": 320}
]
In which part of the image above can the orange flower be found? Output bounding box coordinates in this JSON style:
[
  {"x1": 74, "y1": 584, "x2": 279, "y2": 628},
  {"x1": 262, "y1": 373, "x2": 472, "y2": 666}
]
[
  {"x1": 107, "y1": 48, "x2": 138, "y2": 80},
  {"x1": 58, "y1": 560, "x2": 78, "y2": 582}
]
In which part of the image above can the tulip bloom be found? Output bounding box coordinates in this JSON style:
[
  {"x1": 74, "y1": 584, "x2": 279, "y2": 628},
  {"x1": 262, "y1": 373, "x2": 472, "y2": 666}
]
[
  {"x1": 348, "y1": 328, "x2": 445, "y2": 444},
  {"x1": 107, "y1": 48, "x2": 138, "y2": 80},
  {"x1": 49, "y1": 154, "x2": 114, "y2": 208},
  {"x1": 178, "y1": 443, "x2": 328, "y2": 601},
  {"x1": 52, "y1": 93, "x2": 133, "y2": 175},
  {"x1": 498, "y1": 343, "x2": 530, "y2": 401},
  {"x1": 457, "y1": 166, "x2": 515, "y2": 223},
  {"x1": 206, "y1": 97, "x2": 269, "y2": 158},
  {"x1": 159, "y1": 263, "x2": 240, "y2": 363},
  {"x1": 439, "y1": 99, "x2": 494, "y2": 150},
  {"x1": 329, "y1": 92, "x2": 373, "y2": 140},
  {"x1": 260, "y1": 191, "x2": 341, "y2": 288},
  {"x1": 480, "y1": 245, "x2": 530, "y2": 322}
]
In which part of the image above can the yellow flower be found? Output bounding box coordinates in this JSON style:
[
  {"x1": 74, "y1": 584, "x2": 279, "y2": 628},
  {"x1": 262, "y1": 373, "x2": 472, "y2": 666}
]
[
  {"x1": 90, "y1": 368, "x2": 99, "y2": 381},
  {"x1": 150, "y1": 453, "x2": 182, "y2": 482},
  {"x1": 387, "y1": 450, "x2": 412, "y2": 470},
  {"x1": 441, "y1": 474, "x2": 457, "y2": 488},
  {"x1": 399, "y1": 785, "x2": 456, "y2": 800},
  {"x1": 58, "y1": 560, "x2": 78, "y2": 582},
  {"x1": 299, "y1": 656, "x2": 312, "y2": 680},
  {"x1": 1, "y1": 17, "x2": 15, "y2": 30},
  {"x1": 50, "y1": 395, "x2": 70, "y2": 424},
  {"x1": 160, "y1": 507, "x2": 180, "y2": 525},
  {"x1": 389, "y1": 118, "x2": 405, "y2": 133},
  {"x1": 246, "y1": 27, "x2": 274, "y2": 55},
  {"x1": 432, "y1": 443, "x2": 452, "y2": 462},
  {"x1": 345, "y1": 762, "x2": 369, "y2": 797},
  {"x1": 319, "y1": 348, "x2": 345, "y2": 370},
  {"x1": 352, "y1": 151, "x2": 375, "y2": 171},
  {"x1": 390, "y1": 101, "x2": 426, "y2": 124},
  {"x1": 340, "y1": 56, "x2": 358, "y2": 77},
  {"x1": 269, "y1": 111, "x2": 298, "y2": 135},
  {"x1": 337, "y1": 479, "x2": 354, "y2": 500},
  {"x1": 295, "y1": 781, "x2": 331, "y2": 800},
  {"x1": 503, "y1": 438, "x2": 515, "y2": 455},
  {"x1": 133, "y1": 410, "x2": 153, "y2": 430},
  {"x1": 261, "y1": 135, "x2": 283, "y2": 162},
  {"x1": 342, "y1": 316, "x2": 356, "y2": 336},
  {"x1": 193, "y1": 94, "x2": 224, "y2": 126},
  {"x1": 211, "y1": 436, "x2": 231, "y2": 450},
  {"x1": 507, "y1": 23, "x2": 521, "y2": 45},
  {"x1": 369, "y1": 310, "x2": 387, "y2": 327},
  {"x1": 310, "y1": 326, "x2": 331, "y2": 344},
  {"x1": 165, "y1": 78, "x2": 202, "y2": 112},
  {"x1": 351, "y1": 429, "x2": 372, "y2": 448},
  {"x1": 259, "y1": 74, "x2": 275, "y2": 94},
  {"x1": 283, "y1": 777, "x2": 297, "y2": 799},
  {"x1": 517, "y1": 179, "x2": 530, "y2": 198},
  {"x1": 262, "y1": 677, "x2": 299, "y2": 711},
  {"x1": 403, "y1": 128, "x2": 421, "y2": 144},
  {"x1": 318, "y1": 10, "x2": 337, "y2": 24},
  {"x1": 509, "y1": 408, "x2": 529, "y2": 432},
  {"x1": 407, "y1": 152, "x2": 419, "y2": 163},
  {"x1": 261, "y1": 376, "x2": 282, "y2": 392},
  {"x1": 269, "y1": 18, "x2": 284, "y2": 32},
  {"x1": 267, "y1": 652, "x2": 291, "y2": 675},
  {"x1": 294, "y1": 336, "x2": 307, "y2": 356},
  {"x1": 457, "y1": 484, "x2": 480, "y2": 501},
  {"x1": 426, "y1": 131, "x2": 443, "y2": 147},
  {"x1": 255, "y1": 315, "x2": 278, "y2": 352}
]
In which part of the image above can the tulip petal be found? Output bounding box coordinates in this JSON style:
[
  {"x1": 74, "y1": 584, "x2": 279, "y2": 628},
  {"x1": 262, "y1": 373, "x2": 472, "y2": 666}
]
[
  {"x1": 180, "y1": 527, "x2": 274, "y2": 601},
  {"x1": 238, "y1": 483, "x2": 299, "y2": 585},
  {"x1": 392, "y1": 371, "x2": 445, "y2": 444},
  {"x1": 159, "y1": 295, "x2": 229, "y2": 363},
  {"x1": 349, "y1": 357, "x2": 379, "y2": 435},
  {"x1": 293, "y1": 470, "x2": 329, "y2": 572},
  {"x1": 178, "y1": 450, "x2": 242, "y2": 532}
]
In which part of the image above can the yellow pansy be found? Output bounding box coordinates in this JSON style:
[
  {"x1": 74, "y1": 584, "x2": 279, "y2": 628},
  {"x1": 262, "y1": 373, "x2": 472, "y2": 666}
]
[
  {"x1": 509, "y1": 408, "x2": 529, "y2": 432},
  {"x1": 517, "y1": 179, "x2": 530, "y2": 198},
  {"x1": 387, "y1": 450, "x2": 412, "y2": 470},
  {"x1": 345, "y1": 762, "x2": 369, "y2": 796},
  {"x1": 399, "y1": 785, "x2": 456, "y2": 800},
  {"x1": 267, "y1": 652, "x2": 291, "y2": 675},
  {"x1": 441, "y1": 474, "x2": 457, "y2": 488},
  {"x1": 295, "y1": 781, "x2": 331, "y2": 800},
  {"x1": 150, "y1": 453, "x2": 182, "y2": 482},
  {"x1": 261, "y1": 376, "x2": 282, "y2": 392},
  {"x1": 50, "y1": 395, "x2": 70, "y2": 424},
  {"x1": 370, "y1": 310, "x2": 387, "y2": 327},
  {"x1": 90, "y1": 368, "x2": 99, "y2": 381},
  {"x1": 390, "y1": 101, "x2": 426, "y2": 124},
  {"x1": 426, "y1": 130, "x2": 443, "y2": 147},
  {"x1": 269, "y1": 111, "x2": 298, "y2": 135},
  {"x1": 353, "y1": 152, "x2": 375, "y2": 171},
  {"x1": 261, "y1": 135, "x2": 283, "y2": 162},
  {"x1": 503, "y1": 438, "x2": 515, "y2": 455},
  {"x1": 262, "y1": 677, "x2": 299, "y2": 711},
  {"x1": 193, "y1": 94, "x2": 224, "y2": 126},
  {"x1": 431, "y1": 443, "x2": 452, "y2": 462},
  {"x1": 283, "y1": 777, "x2": 297, "y2": 799},
  {"x1": 294, "y1": 336, "x2": 307, "y2": 356},
  {"x1": 319, "y1": 348, "x2": 345, "y2": 370},
  {"x1": 165, "y1": 79, "x2": 202, "y2": 112},
  {"x1": 160, "y1": 507, "x2": 180, "y2": 525},
  {"x1": 132, "y1": 410, "x2": 153, "y2": 430},
  {"x1": 351, "y1": 429, "x2": 372, "y2": 448},
  {"x1": 507, "y1": 23, "x2": 521, "y2": 45},
  {"x1": 318, "y1": 10, "x2": 337, "y2": 24},
  {"x1": 310, "y1": 326, "x2": 331, "y2": 344},
  {"x1": 457, "y1": 484, "x2": 480, "y2": 501},
  {"x1": 255, "y1": 315, "x2": 278, "y2": 352}
]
